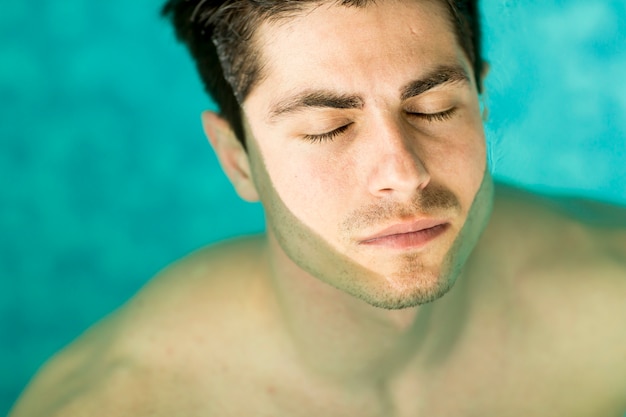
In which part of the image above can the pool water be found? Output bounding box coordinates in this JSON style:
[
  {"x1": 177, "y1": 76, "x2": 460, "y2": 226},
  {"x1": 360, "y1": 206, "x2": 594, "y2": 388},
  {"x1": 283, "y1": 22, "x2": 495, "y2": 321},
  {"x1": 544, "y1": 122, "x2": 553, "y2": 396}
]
[{"x1": 0, "y1": 0, "x2": 624, "y2": 414}]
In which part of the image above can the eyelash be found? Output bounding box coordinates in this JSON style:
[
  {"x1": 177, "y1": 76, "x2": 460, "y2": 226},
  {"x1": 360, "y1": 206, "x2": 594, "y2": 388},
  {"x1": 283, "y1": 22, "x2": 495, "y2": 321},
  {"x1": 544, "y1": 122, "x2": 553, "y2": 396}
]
[
  {"x1": 303, "y1": 124, "x2": 352, "y2": 143},
  {"x1": 413, "y1": 107, "x2": 458, "y2": 123},
  {"x1": 302, "y1": 108, "x2": 457, "y2": 143}
]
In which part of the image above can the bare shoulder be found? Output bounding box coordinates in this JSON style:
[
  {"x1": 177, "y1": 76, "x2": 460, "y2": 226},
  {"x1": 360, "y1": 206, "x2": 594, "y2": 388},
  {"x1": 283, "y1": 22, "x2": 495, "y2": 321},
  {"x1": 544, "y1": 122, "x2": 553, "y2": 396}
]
[
  {"x1": 491, "y1": 183, "x2": 626, "y2": 411},
  {"x1": 490, "y1": 182, "x2": 626, "y2": 268},
  {"x1": 492, "y1": 183, "x2": 626, "y2": 325},
  {"x1": 9, "y1": 235, "x2": 272, "y2": 417}
]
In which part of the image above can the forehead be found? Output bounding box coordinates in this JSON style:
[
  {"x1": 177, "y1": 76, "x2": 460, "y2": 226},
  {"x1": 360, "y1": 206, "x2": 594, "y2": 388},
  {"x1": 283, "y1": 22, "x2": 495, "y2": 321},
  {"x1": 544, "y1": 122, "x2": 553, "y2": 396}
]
[{"x1": 244, "y1": 0, "x2": 464, "y2": 108}]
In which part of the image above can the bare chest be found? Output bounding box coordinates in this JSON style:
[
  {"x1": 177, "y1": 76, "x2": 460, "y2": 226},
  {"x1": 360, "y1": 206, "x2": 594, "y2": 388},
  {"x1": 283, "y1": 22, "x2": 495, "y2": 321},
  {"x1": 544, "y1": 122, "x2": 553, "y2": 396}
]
[
  {"x1": 172, "y1": 341, "x2": 609, "y2": 417},
  {"x1": 180, "y1": 313, "x2": 619, "y2": 417}
]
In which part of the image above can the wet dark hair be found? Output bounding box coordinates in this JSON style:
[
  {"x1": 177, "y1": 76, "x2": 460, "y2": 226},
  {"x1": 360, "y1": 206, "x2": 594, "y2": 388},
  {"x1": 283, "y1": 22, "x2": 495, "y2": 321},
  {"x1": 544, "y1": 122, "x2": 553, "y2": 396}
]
[{"x1": 161, "y1": 0, "x2": 483, "y2": 149}]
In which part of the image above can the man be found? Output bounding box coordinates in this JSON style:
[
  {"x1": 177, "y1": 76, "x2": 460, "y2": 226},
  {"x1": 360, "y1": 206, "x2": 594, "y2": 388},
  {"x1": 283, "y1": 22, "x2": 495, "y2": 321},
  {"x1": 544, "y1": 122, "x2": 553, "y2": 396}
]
[{"x1": 9, "y1": 0, "x2": 626, "y2": 416}]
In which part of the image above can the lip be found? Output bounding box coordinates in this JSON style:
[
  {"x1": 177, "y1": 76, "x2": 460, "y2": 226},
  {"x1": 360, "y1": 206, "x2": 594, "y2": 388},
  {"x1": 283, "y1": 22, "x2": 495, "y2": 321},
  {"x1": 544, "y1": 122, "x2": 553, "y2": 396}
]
[{"x1": 358, "y1": 219, "x2": 450, "y2": 248}]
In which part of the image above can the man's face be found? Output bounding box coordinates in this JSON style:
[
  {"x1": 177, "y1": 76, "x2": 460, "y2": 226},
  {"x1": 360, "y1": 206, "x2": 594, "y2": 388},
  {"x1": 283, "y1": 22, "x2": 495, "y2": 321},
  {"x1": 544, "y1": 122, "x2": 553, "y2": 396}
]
[{"x1": 240, "y1": 0, "x2": 493, "y2": 309}]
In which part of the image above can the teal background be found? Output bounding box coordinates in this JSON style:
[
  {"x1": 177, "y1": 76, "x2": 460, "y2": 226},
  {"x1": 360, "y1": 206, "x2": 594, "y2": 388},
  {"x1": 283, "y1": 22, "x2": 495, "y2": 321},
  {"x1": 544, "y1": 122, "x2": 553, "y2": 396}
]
[{"x1": 1, "y1": 0, "x2": 624, "y2": 413}]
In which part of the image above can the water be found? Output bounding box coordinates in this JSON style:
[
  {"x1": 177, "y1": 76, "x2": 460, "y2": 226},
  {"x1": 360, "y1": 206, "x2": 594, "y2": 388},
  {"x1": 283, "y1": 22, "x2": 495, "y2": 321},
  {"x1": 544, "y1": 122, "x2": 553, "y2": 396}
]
[{"x1": 0, "y1": 0, "x2": 624, "y2": 414}]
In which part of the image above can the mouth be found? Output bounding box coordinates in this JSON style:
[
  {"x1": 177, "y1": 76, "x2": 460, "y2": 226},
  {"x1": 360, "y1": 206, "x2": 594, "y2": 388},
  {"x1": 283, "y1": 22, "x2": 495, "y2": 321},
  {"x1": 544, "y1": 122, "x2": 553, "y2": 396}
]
[{"x1": 359, "y1": 220, "x2": 450, "y2": 249}]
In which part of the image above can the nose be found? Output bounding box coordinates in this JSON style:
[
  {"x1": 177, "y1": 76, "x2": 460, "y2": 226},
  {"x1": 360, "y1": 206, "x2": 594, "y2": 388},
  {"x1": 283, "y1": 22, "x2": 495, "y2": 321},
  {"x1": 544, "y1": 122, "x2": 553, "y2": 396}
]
[{"x1": 366, "y1": 119, "x2": 430, "y2": 199}]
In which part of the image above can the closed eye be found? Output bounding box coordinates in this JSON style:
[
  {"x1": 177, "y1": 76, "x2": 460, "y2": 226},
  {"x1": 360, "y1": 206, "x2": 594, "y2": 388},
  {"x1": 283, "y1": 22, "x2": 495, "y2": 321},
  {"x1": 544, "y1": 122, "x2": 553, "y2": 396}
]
[
  {"x1": 303, "y1": 123, "x2": 352, "y2": 143},
  {"x1": 302, "y1": 108, "x2": 456, "y2": 143},
  {"x1": 410, "y1": 107, "x2": 457, "y2": 122}
]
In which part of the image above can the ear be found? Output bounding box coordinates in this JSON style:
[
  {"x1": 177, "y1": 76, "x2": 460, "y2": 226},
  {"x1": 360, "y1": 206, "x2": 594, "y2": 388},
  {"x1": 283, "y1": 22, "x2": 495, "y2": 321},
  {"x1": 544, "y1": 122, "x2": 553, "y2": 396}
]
[{"x1": 201, "y1": 111, "x2": 260, "y2": 202}]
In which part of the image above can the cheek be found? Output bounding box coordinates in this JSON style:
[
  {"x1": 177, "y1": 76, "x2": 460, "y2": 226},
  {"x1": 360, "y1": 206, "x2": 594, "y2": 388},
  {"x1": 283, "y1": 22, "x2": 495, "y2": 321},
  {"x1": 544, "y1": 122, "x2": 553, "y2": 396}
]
[
  {"x1": 427, "y1": 127, "x2": 487, "y2": 205},
  {"x1": 449, "y1": 140, "x2": 487, "y2": 207},
  {"x1": 262, "y1": 144, "x2": 352, "y2": 227},
  {"x1": 439, "y1": 138, "x2": 485, "y2": 177}
]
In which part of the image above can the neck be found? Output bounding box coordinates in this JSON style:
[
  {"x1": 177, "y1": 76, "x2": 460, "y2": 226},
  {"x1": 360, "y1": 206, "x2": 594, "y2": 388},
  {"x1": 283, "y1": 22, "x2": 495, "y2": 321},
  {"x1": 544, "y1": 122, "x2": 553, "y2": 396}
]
[{"x1": 264, "y1": 232, "x2": 473, "y2": 387}]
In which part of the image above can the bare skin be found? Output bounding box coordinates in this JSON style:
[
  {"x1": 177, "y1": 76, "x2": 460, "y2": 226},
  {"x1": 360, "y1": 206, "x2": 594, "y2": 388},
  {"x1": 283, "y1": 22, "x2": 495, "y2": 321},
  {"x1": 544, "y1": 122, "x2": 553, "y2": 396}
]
[
  {"x1": 9, "y1": 186, "x2": 626, "y2": 416},
  {"x1": 10, "y1": 1, "x2": 626, "y2": 415}
]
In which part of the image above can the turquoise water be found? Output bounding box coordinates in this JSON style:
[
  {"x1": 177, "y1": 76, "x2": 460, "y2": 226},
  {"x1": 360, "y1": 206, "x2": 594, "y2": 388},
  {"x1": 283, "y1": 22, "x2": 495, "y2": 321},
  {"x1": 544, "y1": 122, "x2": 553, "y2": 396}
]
[{"x1": 1, "y1": 0, "x2": 624, "y2": 413}]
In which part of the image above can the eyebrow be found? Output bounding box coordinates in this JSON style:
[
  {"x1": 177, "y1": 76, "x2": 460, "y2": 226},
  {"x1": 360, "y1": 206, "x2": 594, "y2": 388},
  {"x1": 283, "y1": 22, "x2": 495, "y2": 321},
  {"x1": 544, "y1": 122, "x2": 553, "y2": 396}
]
[
  {"x1": 267, "y1": 64, "x2": 470, "y2": 122},
  {"x1": 400, "y1": 65, "x2": 470, "y2": 101},
  {"x1": 268, "y1": 91, "x2": 364, "y2": 122}
]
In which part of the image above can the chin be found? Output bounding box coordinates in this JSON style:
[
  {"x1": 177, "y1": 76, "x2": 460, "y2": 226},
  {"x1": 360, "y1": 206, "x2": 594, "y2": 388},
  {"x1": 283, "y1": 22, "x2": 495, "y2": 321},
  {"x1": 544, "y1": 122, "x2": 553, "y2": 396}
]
[
  {"x1": 339, "y1": 261, "x2": 457, "y2": 310},
  {"x1": 352, "y1": 276, "x2": 456, "y2": 310}
]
